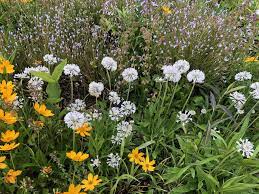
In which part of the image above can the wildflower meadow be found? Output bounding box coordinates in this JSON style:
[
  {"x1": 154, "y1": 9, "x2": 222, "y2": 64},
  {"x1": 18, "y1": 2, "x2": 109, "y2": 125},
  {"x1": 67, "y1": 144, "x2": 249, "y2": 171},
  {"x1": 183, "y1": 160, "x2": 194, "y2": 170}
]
[{"x1": 0, "y1": 0, "x2": 258, "y2": 193}]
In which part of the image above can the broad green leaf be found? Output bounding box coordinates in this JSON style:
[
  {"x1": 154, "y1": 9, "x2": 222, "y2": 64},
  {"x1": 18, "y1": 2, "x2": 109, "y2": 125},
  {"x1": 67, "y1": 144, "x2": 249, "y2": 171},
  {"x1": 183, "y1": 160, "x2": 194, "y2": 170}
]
[
  {"x1": 165, "y1": 165, "x2": 191, "y2": 184},
  {"x1": 196, "y1": 166, "x2": 219, "y2": 192},
  {"x1": 31, "y1": 71, "x2": 55, "y2": 83},
  {"x1": 221, "y1": 183, "x2": 259, "y2": 193},
  {"x1": 46, "y1": 83, "x2": 61, "y2": 100},
  {"x1": 138, "y1": 140, "x2": 155, "y2": 150},
  {"x1": 228, "y1": 115, "x2": 250, "y2": 149},
  {"x1": 52, "y1": 59, "x2": 67, "y2": 81}
]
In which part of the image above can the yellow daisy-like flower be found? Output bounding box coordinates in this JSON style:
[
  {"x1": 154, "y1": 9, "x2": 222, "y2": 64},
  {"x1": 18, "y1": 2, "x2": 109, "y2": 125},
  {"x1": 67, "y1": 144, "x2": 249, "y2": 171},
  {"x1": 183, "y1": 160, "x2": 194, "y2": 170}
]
[
  {"x1": 2, "y1": 90, "x2": 17, "y2": 104},
  {"x1": 63, "y1": 184, "x2": 85, "y2": 194},
  {"x1": 66, "y1": 151, "x2": 89, "y2": 162},
  {"x1": 0, "y1": 80, "x2": 15, "y2": 93},
  {"x1": 128, "y1": 148, "x2": 145, "y2": 165},
  {"x1": 0, "y1": 60, "x2": 15, "y2": 74},
  {"x1": 81, "y1": 173, "x2": 102, "y2": 192},
  {"x1": 162, "y1": 6, "x2": 172, "y2": 15},
  {"x1": 75, "y1": 123, "x2": 93, "y2": 137},
  {"x1": 34, "y1": 102, "x2": 54, "y2": 117},
  {"x1": 0, "y1": 156, "x2": 8, "y2": 169},
  {"x1": 139, "y1": 155, "x2": 155, "y2": 172},
  {"x1": 1, "y1": 130, "x2": 20, "y2": 143},
  {"x1": 4, "y1": 169, "x2": 22, "y2": 184},
  {"x1": 0, "y1": 142, "x2": 20, "y2": 151},
  {"x1": 2, "y1": 112, "x2": 17, "y2": 125},
  {"x1": 244, "y1": 56, "x2": 258, "y2": 62}
]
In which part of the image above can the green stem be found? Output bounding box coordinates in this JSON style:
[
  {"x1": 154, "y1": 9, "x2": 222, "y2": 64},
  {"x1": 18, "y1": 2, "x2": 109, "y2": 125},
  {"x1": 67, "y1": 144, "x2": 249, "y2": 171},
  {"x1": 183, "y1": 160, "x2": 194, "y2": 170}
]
[
  {"x1": 70, "y1": 77, "x2": 74, "y2": 103},
  {"x1": 126, "y1": 82, "x2": 131, "y2": 101},
  {"x1": 166, "y1": 83, "x2": 178, "y2": 114},
  {"x1": 73, "y1": 129, "x2": 76, "y2": 151},
  {"x1": 10, "y1": 152, "x2": 15, "y2": 169},
  {"x1": 106, "y1": 70, "x2": 112, "y2": 91},
  {"x1": 182, "y1": 82, "x2": 195, "y2": 111},
  {"x1": 72, "y1": 163, "x2": 77, "y2": 183}
]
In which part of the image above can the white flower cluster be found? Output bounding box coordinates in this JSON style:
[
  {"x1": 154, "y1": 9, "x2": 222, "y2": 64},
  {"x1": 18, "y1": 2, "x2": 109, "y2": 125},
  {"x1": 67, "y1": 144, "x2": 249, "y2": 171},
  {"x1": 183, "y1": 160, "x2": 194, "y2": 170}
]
[
  {"x1": 12, "y1": 96, "x2": 24, "y2": 110},
  {"x1": 187, "y1": 70, "x2": 205, "y2": 84},
  {"x1": 84, "y1": 109, "x2": 102, "y2": 122},
  {"x1": 250, "y1": 82, "x2": 259, "y2": 100},
  {"x1": 111, "y1": 121, "x2": 134, "y2": 145},
  {"x1": 109, "y1": 100, "x2": 136, "y2": 121},
  {"x1": 107, "y1": 153, "x2": 121, "y2": 168},
  {"x1": 109, "y1": 91, "x2": 121, "y2": 105},
  {"x1": 121, "y1": 67, "x2": 138, "y2": 82},
  {"x1": 64, "y1": 111, "x2": 85, "y2": 130},
  {"x1": 161, "y1": 65, "x2": 181, "y2": 83},
  {"x1": 28, "y1": 77, "x2": 44, "y2": 91},
  {"x1": 235, "y1": 71, "x2": 252, "y2": 81},
  {"x1": 15, "y1": 66, "x2": 50, "y2": 79},
  {"x1": 89, "y1": 81, "x2": 104, "y2": 98},
  {"x1": 173, "y1": 60, "x2": 190, "y2": 74},
  {"x1": 64, "y1": 64, "x2": 81, "y2": 77},
  {"x1": 43, "y1": 54, "x2": 59, "y2": 65},
  {"x1": 101, "y1": 57, "x2": 117, "y2": 71},
  {"x1": 176, "y1": 110, "x2": 195, "y2": 125},
  {"x1": 90, "y1": 156, "x2": 101, "y2": 167},
  {"x1": 236, "y1": 138, "x2": 254, "y2": 158},
  {"x1": 229, "y1": 91, "x2": 246, "y2": 114},
  {"x1": 67, "y1": 99, "x2": 86, "y2": 112}
]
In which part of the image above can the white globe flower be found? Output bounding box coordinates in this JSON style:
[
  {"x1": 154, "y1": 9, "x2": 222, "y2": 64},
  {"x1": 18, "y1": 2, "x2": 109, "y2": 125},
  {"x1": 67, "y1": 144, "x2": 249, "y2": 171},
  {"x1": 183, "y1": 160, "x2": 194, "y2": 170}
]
[
  {"x1": 187, "y1": 69, "x2": 205, "y2": 84},
  {"x1": 236, "y1": 138, "x2": 254, "y2": 158},
  {"x1": 89, "y1": 81, "x2": 104, "y2": 98},
  {"x1": 64, "y1": 64, "x2": 81, "y2": 77},
  {"x1": 235, "y1": 71, "x2": 252, "y2": 81},
  {"x1": 173, "y1": 60, "x2": 190, "y2": 74},
  {"x1": 161, "y1": 65, "x2": 181, "y2": 83},
  {"x1": 121, "y1": 68, "x2": 138, "y2": 82},
  {"x1": 101, "y1": 57, "x2": 117, "y2": 71},
  {"x1": 250, "y1": 82, "x2": 259, "y2": 90},
  {"x1": 43, "y1": 54, "x2": 59, "y2": 65},
  {"x1": 64, "y1": 111, "x2": 85, "y2": 130}
]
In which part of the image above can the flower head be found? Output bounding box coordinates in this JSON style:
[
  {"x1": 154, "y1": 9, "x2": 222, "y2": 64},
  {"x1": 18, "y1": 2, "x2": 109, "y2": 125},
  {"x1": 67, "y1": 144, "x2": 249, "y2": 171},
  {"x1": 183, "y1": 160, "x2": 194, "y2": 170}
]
[
  {"x1": 91, "y1": 156, "x2": 101, "y2": 167},
  {"x1": 173, "y1": 60, "x2": 190, "y2": 74},
  {"x1": 140, "y1": 155, "x2": 155, "y2": 172},
  {"x1": 244, "y1": 56, "x2": 258, "y2": 62},
  {"x1": 0, "y1": 142, "x2": 20, "y2": 151},
  {"x1": 187, "y1": 70, "x2": 205, "y2": 84},
  {"x1": 236, "y1": 139, "x2": 254, "y2": 158},
  {"x1": 121, "y1": 68, "x2": 138, "y2": 82},
  {"x1": 120, "y1": 101, "x2": 136, "y2": 116},
  {"x1": 162, "y1": 6, "x2": 172, "y2": 14},
  {"x1": 64, "y1": 64, "x2": 81, "y2": 77},
  {"x1": 161, "y1": 65, "x2": 181, "y2": 82},
  {"x1": 109, "y1": 91, "x2": 121, "y2": 105},
  {"x1": 34, "y1": 103, "x2": 54, "y2": 117},
  {"x1": 4, "y1": 169, "x2": 22, "y2": 184},
  {"x1": 75, "y1": 123, "x2": 93, "y2": 137},
  {"x1": 64, "y1": 111, "x2": 85, "y2": 130},
  {"x1": 89, "y1": 81, "x2": 104, "y2": 98},
  {"x1": 235, "y1": 71, "x2": 252, "y2": 81},
  {"x1": 43, "y1": 54, "x2": 58, "y2": 65},
  {"x1": 63, "y1": 184, "x2": 85, "y2": 194},
  {"x1": 1, "y1": 130, "x2": 19, "y2": 143},
  {"x1": 176, "y1": 111, "x2": 193, "y2": 125},
  {"x1": 81, "y1": 173, "x2": 102, "y2": 192},
  {"x1": 67, "y1": 99, "x2": 86, "y2": 112},
  {"x1": 101, "y1": 57, "x2": 117, "y2": 71},
  {"x1": 2, "y1": 112, "x2": 17, "y2": 125},
  {"x1": 0, "y1": 59, "x2": 14, "y2": 74},
  {"x1": 66, "y1": 151, "x2": 89, "y2": 162},
  {"x1": 128, "y1": 148, "x2": 144, "y2": 164},
  {"x1": 107, "y1": 153, "x2": 121, "y2": 168},
  {"x1": 0, "y1": 156, "x2": 7, "y2": 169}
]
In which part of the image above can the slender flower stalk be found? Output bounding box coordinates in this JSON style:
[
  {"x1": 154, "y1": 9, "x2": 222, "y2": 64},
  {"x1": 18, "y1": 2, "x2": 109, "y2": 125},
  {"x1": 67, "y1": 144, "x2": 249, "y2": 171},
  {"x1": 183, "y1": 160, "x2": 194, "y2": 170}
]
[
  {"x1": 70, "y1": 77, "x2": 74, "y2": 103},
  {"x1": 182, "y1": 82, "x2": 195, "y2": 111}
]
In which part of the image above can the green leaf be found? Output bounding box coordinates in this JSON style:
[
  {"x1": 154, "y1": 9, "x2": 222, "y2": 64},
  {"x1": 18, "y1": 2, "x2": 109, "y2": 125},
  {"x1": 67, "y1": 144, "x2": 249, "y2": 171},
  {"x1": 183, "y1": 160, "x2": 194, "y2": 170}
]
[
  {"x1": 221, "y1": 183, "x2": 259, "y2": 193},
  {"x1": 196, "y1": 166, "x2": 219, "y2": 192},
  {"x1": 164, "y1": 165, "x2": 191, "y2": 184},
  {"x1": 228, "y1": 115, "x2": 250, "y2": 149},
  {"x1": 46, "y1": 83, "x2": 61, "y2": 101},
  {"x1": 52, "y1": 59, "x2": 67, "y2": 81},
  {"x1": 30, "y1": 71, "x2": 56, "y2": 83},
  {"x1": 225, "y1": 86, "x2": 247, "y2": 95},
  {"x1": 138, "y1": 140, "x2": 155, "y2": 150}
]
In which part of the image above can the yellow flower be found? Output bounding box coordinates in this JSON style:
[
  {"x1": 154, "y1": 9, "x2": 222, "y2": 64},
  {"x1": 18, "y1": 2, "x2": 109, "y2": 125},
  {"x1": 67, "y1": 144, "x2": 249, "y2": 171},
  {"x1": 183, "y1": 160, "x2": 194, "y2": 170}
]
[
  {"x1": 1, "y1": 130, "x2": 20, "y2": 143},
  {"x1": 244, "y1": 56, "x2": 258, "y2": 62},
  {"x1": 0, "y1": 156, "x2": 8, "y2": 169},
  {"x1": 81, "y1": 173, "x2": 102, "y2": 192},
  {"x1": 2, "y1": 90, "x2": 17, "y2": 104},
  {"x1": 34, "y1": 102, "x2": 54, "y2": 117},
  {"x1": 0, "y1": 60, "x2": 14, "y2": 74},
  {"x1": 162, "y1": 6, "x2": 172, "y2": 15},
  {"x1": 75, "y1": 123, "x2": 92, "y2": 137},
  {"x1": 66, "y1": 151, "x2": 89, "y2": 162},
  {"x1": 0, "y1": 142, "x2": 20, "y2": 151},
  {"x1": 41, "y1": 166, "x2": 52, "y2": 175},
  {"x1": 0, "y1": 108, "x2": 4, "y2": 119},
  {"x1": 128, "y1": 148, "x2": 145, "y2": 165},
  {"x1": 33, "y1": 120, "x2": 44, "y2": 128},
  {"x1": 140, "y1": 155, "x2": 155, "y2": 172},
  {"x1": 63, "y1": 184, "x2": 85, "y2": 194},
  {"x1": 2, "y1": 112, "x2": 17, "y2": 125},
  {"x1": 4, "y1": 169, "x2": 22, "y2": 184},
  {"x1": 0, "y1": 80, "x2": 15, "y2": 93}
]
